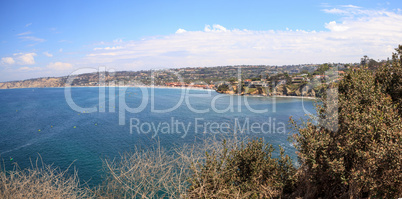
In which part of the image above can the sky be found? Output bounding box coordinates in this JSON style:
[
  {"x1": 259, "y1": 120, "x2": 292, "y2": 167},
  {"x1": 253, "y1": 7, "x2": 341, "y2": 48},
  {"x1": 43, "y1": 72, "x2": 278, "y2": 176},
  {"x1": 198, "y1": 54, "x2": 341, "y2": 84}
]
[{"x1": 1, "y1": 0, "x2": 402, "y2": 82}]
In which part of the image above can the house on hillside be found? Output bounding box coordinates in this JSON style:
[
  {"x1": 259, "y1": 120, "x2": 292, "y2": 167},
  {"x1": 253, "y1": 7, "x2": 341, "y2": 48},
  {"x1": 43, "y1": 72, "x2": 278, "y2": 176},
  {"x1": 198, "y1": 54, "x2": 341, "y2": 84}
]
[
  {"x1": 314, "y1": 75, "x2": 329, "y2": 80},
  {"x1": 291, "y1": 77, "x2": 305, "y2": 83},
  {"x1": 290, "y1": 69, "x2": 300, "y2": 74},
  {"x1": 277, "y1": 79, "x2": 287, "y2": 85},
  {"x1": 244, "y1": 79, "x2": 252, "y2": 86},
  {"x1": 250, "y1": 81, "x2": 268, "y2": 87}
]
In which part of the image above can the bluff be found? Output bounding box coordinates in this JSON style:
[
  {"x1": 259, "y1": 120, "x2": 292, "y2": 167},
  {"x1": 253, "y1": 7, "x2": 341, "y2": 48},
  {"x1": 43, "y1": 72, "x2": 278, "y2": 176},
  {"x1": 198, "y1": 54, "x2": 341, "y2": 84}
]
[
  {"x1": 0, "y1": 77, "x2": 65, "y2": 89},
  {"x1": 216, "y1": 83, "x2": 318, "y2": 97}
]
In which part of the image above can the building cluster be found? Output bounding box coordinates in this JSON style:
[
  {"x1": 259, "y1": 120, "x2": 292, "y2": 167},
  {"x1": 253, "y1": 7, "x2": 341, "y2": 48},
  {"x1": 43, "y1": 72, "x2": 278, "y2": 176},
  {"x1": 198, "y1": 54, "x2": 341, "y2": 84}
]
[
  {"x1": 10, "y1": 64, "x2": 353, "y2": 88},
  {"x1": 164, "y1": 82, "x2": 215, "y2": 89}
]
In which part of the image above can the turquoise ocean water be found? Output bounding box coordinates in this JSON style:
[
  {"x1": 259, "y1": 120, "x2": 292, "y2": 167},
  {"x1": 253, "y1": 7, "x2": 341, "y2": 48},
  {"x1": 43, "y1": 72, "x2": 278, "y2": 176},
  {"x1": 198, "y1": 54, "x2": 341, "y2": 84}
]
[{"x1": 0, "y1": 87, "x2": 315, "y2": 186}]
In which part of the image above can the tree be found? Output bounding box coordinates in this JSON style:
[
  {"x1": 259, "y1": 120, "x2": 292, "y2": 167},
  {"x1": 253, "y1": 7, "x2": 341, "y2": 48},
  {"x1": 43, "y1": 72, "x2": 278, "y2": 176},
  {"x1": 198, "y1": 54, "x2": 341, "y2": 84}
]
[
  {"x1": 313, "y1": 63, "x2": 330, "y2": 75},
  {"x1": 361, "y1": 55, "x2": 369, "y2": 66},
  {"x1": 367, "y1": 59, "x2": 379, "y2": 70},
  {"x1": 227, "y1": 77, "x2": 237, "y2": 83},
  {"x1": 187, "y1": 138, "x2": 296, "y2": 198},
  {"x1": 284, "y1": 73, "x2": 292, "y2": 85},
  {"x1": 217, "y1": 84, "x2": 230, "y2": 92},
  {"x1": 300, "y1": 69, "x2": 309, "y2": 74},
  {"x1": 290, "y1": 46, "x2": 402, "y2": 198},
  {"x1": 375, "y1": 44, "x2": 402, "y2": 113}
]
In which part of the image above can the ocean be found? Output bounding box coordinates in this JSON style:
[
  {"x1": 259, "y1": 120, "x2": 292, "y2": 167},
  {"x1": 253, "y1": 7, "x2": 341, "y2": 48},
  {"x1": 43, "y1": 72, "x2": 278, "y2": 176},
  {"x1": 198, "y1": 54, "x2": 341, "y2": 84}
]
[{"x1": 0, "y1": 87, "x2": 315, "y2": 186}]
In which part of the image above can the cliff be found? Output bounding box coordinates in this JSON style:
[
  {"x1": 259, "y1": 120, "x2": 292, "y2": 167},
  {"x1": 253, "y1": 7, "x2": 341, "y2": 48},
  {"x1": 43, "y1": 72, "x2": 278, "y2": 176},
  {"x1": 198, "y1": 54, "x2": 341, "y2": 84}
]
[
  {"x1": 216, "y1": 84, "x2": 318, "y2": 98},
  {"x1": 0, "y1": 77, "x2": 65, "y2": 89}
]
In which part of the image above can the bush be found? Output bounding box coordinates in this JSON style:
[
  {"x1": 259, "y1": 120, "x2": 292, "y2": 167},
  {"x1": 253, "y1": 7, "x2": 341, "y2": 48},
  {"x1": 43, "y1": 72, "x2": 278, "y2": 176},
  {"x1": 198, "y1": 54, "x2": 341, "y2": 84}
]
[
  {"x1": 375, "y1": 45, "x2": 402, "y2": 113},
  {"x1": 96, "y1": 137, "x2": 228, "y2": 198},
  {"x1": 0, "y1": 160, "x2": 90, "y2": 199},
  {"x1": 96, "y1": 143, "x2": 192, "y2": 198},
  {"x1": 290, "y1": 46, "x2": 402, "y2": 198},
  {"x1": 187, "y1": 138, "x2": 296, "y2": 198},
  {"x1": 217, "y1": 84, "x2": 230, "y2": 92}
]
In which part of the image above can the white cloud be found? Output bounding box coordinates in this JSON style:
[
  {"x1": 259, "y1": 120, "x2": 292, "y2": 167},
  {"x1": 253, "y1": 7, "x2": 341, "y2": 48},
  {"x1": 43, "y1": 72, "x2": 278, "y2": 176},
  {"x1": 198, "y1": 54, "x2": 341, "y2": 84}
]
[
  {"x1": 176, "y1": 28, "x2": 187, "y2": 34},
  {"x1": 323, "y1": 8, "x2": 349, "y2": 14},
  {"x1": 2, "y1": 6, "x2": 400, "y2": 82},
  {"x1": 59, "y1": 48, "x2": 63, "y2": 52},
  {"x1": 1, "y1": 53, "x2": 37, "y2": 65},
  {"x1": 93, "y1": 46, "x2": 123, "y2": 51},
  {"x1": 94, "y1": 41, "x2": 105, "y2": 45},
  {"x1": 82, "y1": 7, "x2": 402, "y2": 69},
  {"x1": 49, "y1": 27, "x2": 61, "y2": 33},
  {"x1": 212, "y1": 24, "x2": 227, "y2": 32},
  {"x1": 204, "y1": 25, "x2": 211, "y2": 32},
  {"x1": 204, "y1": 24, "x2": 227, "y2": 32},
  {"x1": 17, "y1": 31, "x2": 32, "y2": 36},
  {"x1": 19, "y1": 36, "x2": 45, "y2": 43},
  {"x1": 1, "y1": 57, "x2": 15, "y2": 65},
  {"x1": 113, "y1": 39, "x2": 123, "y2": 43},
  {"x1": 13, "y1": 53, "x2": 37, "y2": 65},
  {"x1": 43, "y1": 52, "x2": 53, "y2": 57},
  {"x1": 47, "y1": 62, "x2": 73, "y2": 71},
  {"x1": 320, "y1": 3, "x2": 331, "y2": 8},
  {"x1": 58, "y1": 40, "x2": 71, "y2": 43},
  {"x1": 325, "y1": 21, "x2": 349, "y2": 31},
  {"x1": 323, "y1": 5, "x2": 379, "y2": 17},
  {"x1": 18, "y1": 66, "x2": 42, "y2": 71},
  {"x1": 87, "y1": 52, "x2": 117, "y2": 56},
  {"x1": 25, "y1": 23, "x2": 32, "y2": 27},
  {"x1": 341, "y1": 5, "x2": 361, "y2": 8}
]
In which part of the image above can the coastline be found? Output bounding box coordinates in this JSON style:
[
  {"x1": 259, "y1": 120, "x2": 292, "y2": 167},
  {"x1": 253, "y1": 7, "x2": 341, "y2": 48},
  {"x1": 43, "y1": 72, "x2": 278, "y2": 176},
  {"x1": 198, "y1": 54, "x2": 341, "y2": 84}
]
[
  {"x1": 0, "y1": 85, "x2": 317, "y2": 100},
  {"x1": 215, "y1": 90, "x2": 318, "y2": 100},
  {"x1": 271, "y1": 95, "x2": 317, "y2": 100},
  {"x1": 226, "y1": 94, "x2": 317, "y2": 100},
  {"x1": 0, "y1": 85, "x2": 215, "y2": 92}
]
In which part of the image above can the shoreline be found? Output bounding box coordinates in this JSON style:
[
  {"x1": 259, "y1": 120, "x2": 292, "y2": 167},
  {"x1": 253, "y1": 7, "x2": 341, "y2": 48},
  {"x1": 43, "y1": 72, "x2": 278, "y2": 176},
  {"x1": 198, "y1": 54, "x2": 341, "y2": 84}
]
[
  {"x1": 0, "y1": 85, "x2": 317, "y2": 99},
  {"x1": 216, "y1": 90, "x2": 318, "y2": 100},
  {"x1": 227, "y1": 94, "x2": 317, "y2": 100},
  {"x1": 271, "y1": 95, "x2": 317, "y2": 100},
  {"x1": 0, "y1": 85, "x2": 215, "y2": 91}
]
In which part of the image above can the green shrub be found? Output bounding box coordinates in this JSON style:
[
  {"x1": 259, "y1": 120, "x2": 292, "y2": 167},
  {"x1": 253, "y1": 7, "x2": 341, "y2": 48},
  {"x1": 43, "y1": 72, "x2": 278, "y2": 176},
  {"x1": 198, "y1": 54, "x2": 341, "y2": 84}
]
[
  {"x1": 290, "y1": 46, "x2": 402, "y2": 198},
  {"x1": 187, "y1": 138, "x2": 296, "y2": 198},
  {"x1": 217, "y1": 84, "x2": 230, "y2": 92},
  {"x1": 375, "y1": 45, "x2": 402, "y2": 113}
]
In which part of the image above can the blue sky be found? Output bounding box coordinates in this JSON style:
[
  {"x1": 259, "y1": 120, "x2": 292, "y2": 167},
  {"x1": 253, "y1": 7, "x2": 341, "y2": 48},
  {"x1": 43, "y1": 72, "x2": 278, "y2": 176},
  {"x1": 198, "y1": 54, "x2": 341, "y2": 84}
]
[{"x1": 1, "y1": 0, "x2": 402, "y2": 81}]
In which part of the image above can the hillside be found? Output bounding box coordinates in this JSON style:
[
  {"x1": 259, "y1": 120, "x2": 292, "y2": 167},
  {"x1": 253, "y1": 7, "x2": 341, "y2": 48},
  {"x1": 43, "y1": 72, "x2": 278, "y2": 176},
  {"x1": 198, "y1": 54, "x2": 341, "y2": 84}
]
[{"x1": 0, "y1": 65, "x2": 320, "y2": 89}]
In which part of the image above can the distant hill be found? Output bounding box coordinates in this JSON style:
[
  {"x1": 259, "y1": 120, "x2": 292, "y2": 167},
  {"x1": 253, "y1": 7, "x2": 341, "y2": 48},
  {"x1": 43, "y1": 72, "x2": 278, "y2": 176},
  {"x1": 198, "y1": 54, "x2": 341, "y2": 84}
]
[{"x1": 0, "y1": 65, "x2": 319, "y2": 89}]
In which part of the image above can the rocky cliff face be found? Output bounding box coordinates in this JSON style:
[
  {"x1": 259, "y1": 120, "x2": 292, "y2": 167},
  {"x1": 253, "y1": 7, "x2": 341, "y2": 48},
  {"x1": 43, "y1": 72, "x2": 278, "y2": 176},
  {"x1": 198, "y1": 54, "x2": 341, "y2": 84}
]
[
  {"x1": 273, "y1": 84, "x2": 288, "y2": 96},
  {"x1": 0, "y1": 78, "x2": 65, "y2": 89},
  {"x1": 299, "y1": 85, "x2": 316, "y2": 97},
  {"x1": 216, "y1": 84, "x2": 317, "y2": 98},
  {"x1": 0, "y1": 72, "x2": 105, "y2": 89}
]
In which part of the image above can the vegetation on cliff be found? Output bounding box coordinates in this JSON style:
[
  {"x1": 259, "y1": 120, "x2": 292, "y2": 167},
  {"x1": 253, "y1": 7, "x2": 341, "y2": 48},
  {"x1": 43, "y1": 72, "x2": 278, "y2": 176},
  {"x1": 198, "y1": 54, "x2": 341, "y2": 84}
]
[{"x1": 290, "y1": 45, "x2": 402, "y2": 198}]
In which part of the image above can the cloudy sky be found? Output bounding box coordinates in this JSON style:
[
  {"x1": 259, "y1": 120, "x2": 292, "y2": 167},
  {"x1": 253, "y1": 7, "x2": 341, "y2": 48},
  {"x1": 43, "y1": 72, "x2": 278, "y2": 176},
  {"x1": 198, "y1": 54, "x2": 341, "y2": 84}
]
[{"x1": 1, "y1": 0, "x2": 402, "y2": 82}]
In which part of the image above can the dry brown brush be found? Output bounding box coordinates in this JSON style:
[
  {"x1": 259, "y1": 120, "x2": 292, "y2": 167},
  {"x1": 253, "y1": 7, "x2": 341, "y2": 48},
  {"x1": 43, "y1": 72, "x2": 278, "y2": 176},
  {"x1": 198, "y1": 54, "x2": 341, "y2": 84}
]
[
  {"x1": 95, "y1": 136, "x2": 241, "y2": 198},
  {"x1": 187, "y1": 138, "x2": 296, "y2": 198},
  {"x1": 0, "y1": 158, "x2": 91, "y2": 199}
]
